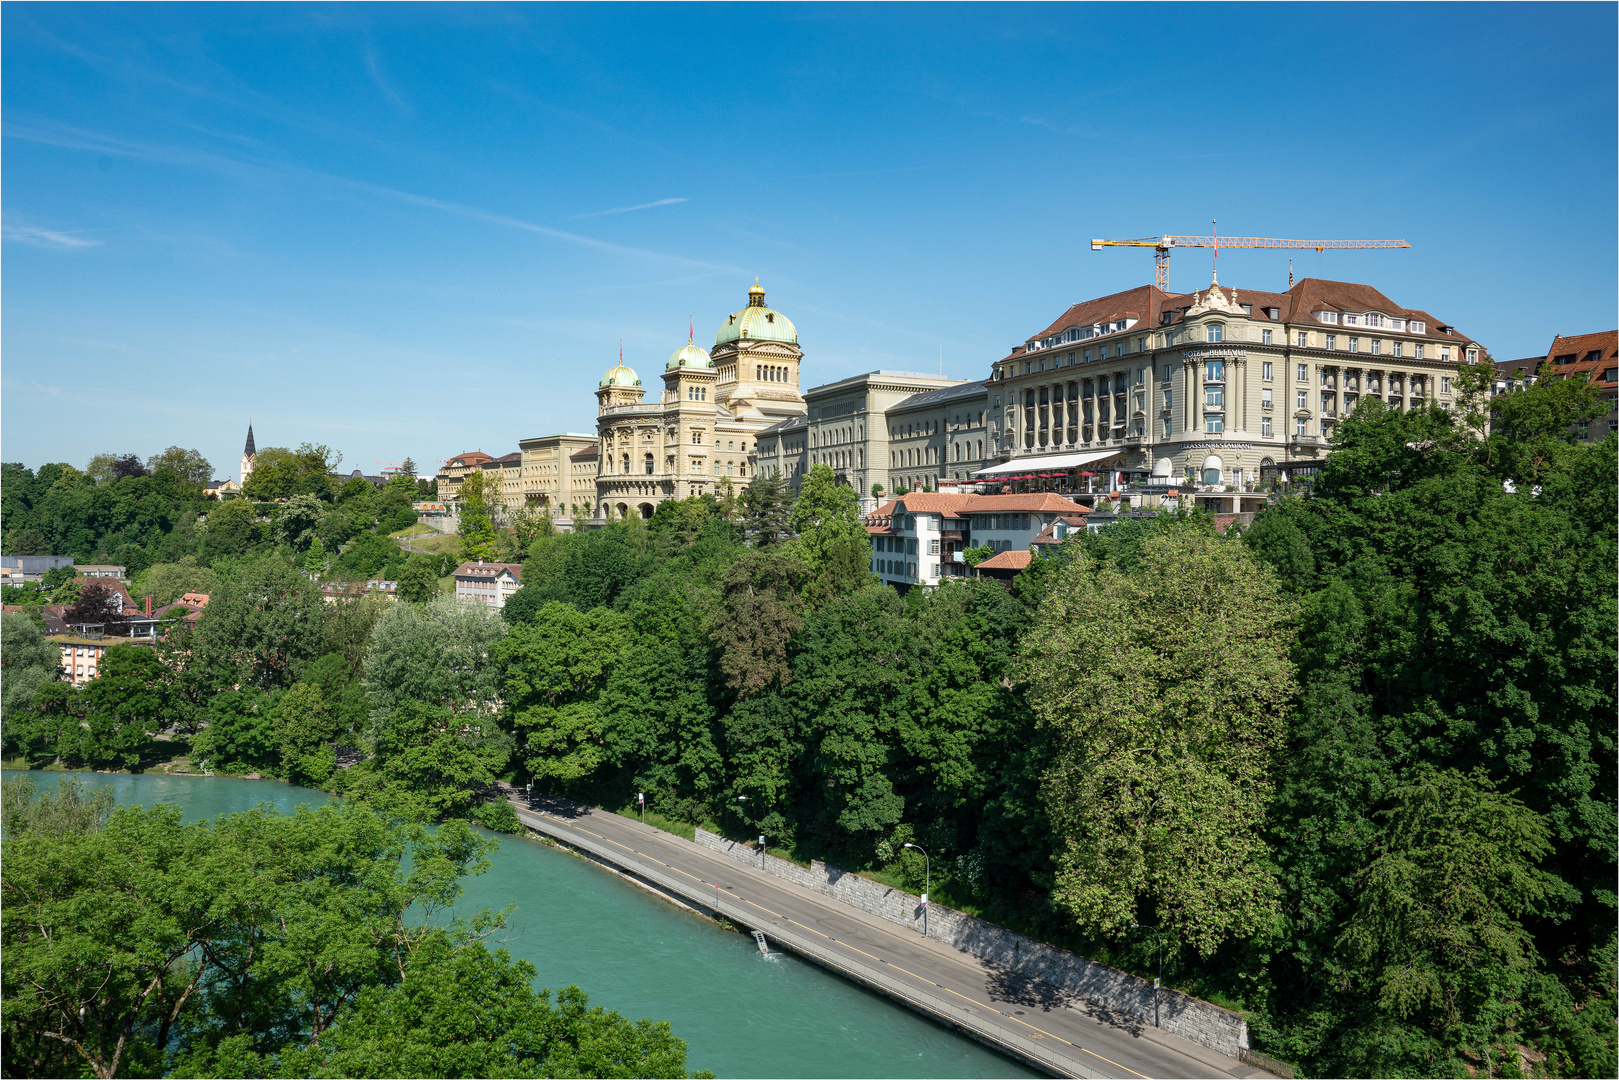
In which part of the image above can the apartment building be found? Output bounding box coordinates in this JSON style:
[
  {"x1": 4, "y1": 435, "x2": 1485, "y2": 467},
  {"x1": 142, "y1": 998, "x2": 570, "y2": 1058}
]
[
  {"x1": 453, "y1": 560, "x2": 523, "y2": 609},
  {"x1": 864, "y1": 491, "x2": 1089, "y2": 589}
]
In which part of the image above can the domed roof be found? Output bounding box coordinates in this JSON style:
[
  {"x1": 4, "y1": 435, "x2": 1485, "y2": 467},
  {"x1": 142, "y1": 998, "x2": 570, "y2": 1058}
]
[
  {"x1": 666, "y1": 342, "x2": 712, "y2": 370},
  {"x1": 599, "y1": 361, "x2": 640, "y2": 388},
  {"x1": 716, "y1": 280, "x2": 797, "y2": 346}
]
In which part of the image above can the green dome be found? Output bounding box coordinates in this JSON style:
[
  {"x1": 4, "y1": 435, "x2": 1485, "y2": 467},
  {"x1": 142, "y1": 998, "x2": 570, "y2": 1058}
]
[
  {"x1": 666, "y1": 342, "x2": 712, "y2": 370},
  {"x1": 716, "y1": 281, "x2": 798, "y2": 346},
  {"x1": 599, "y1": 361, "x2": 640, "y2": 388}
]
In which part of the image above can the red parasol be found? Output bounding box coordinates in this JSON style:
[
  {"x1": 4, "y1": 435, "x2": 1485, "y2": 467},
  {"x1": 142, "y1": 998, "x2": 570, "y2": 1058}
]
[{"x1": 1077, "y1": 471, "x2": 1098, "y2": 477}]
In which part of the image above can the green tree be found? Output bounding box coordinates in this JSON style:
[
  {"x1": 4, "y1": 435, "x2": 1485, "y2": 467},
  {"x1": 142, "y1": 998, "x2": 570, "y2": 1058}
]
[
  {"x1": 133, "y1": 557, "x2": 220, "y2": 606},
  {"x1": 341, "y1": 700, "x2": 510, "y2": 822},
  {"x1": 198, "y1": 498, "x2": 262, "y2": 562},
  {"x1": 147, "y1": 446, "x2": 214, "y2": 487},
  {"x1": 455, "y1": 470, "x2": 499, "y2": 562},
  {"x1": 740, "y1": 475, "x2": 792, "y2": 547},
  {"x1": 190, "y1": 690, "x2": 276, "y2": 774},
  {"x1": 711, "y1": 549, "x2": 806, "y2": 697},
  {"x1": 277, "y1": 493, "x2": 326, "y2": 550},
  {"x1": 274, "y1": 682, "x2": 338, "y2": 786},
  {"x1": 193, "y1": 558, "x2": 326, "y2": 690},
  {"x1": 497, "y1": 602, "x2": 630, "y2": 786},
  {"x1": 0, "y1": 775, "x2": 115, "y2": 837},
  {"x1": 364, "y1": 595, "x2": 507, "y2": 738},
  {"x1": 397, "y1": 553, "x2": 442, "y2": 605},
  {"x1": 1, "y1": 610, "x2": 58, "y2": 718},
  {"x1": 1022, "y1": 522, "x2": 1295, "y2": 956},
  {"x1": 788, "y1": 464, "x2": 872, "y2": 605},
  {"x1": 73, "y1": 645, "x2": 167, "y2": 768},
  {"x1": 1333, "y1": 769, "x2": 1570, "y2": 1075}
]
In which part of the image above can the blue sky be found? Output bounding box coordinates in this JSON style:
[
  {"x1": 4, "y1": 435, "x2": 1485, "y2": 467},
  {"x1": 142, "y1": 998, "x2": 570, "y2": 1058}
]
[{"x1": 4, "y1": 3, "x2": 1614, "y2": 481}]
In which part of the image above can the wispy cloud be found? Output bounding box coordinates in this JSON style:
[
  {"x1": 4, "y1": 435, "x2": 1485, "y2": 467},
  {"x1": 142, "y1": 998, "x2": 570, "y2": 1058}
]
[
  {"x1": 361, "y1": 34, "x2": 411, "y2": 115},
  {"x1": 3, "y1": 222, "x2": 102, "y2": 249},
  {"x1": 3, "y1": 117, "x2": 738, "y2": 272},
  {"x1": 568, "y1": 197, "x2": 688, "y2": 220}
]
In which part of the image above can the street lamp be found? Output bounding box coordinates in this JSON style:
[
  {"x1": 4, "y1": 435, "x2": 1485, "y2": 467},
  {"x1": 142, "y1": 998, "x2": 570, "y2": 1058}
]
[
  {"x1": 903, "y1": 842, "x2": 930, "y2": 937},
  {"x1": 1131, "y1": 923, "x2": 1163, "y2": 1028}
]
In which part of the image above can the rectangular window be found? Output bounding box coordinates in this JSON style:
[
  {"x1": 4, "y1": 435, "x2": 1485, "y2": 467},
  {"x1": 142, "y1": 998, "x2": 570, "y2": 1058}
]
[
  {"x1": 1206, "y1": 387, "x2": 1224, "y2": 407},
  {"x1": 1344, "y1": 313, "x2": 1360, "y2": 326},
  {"x1": 1082, "y1": 349, "x2": 1090, "y2": 363},
  {"x1": 1415, "y1": 343, "x2": 1425, "y2": 359},
  {"x1": 1348, "y1": 337, "x2": 1359, "y2": 353},
  {"x1": 1205, "y1": 415, "x2": 1224, "y2": 433},
  {"x1": 1297, "y1": 364, "x2": 1308, "y2": 381},
  {"x1": 1135, "y1": 368, "x2": 1145, "y2": 385},
  {"x1": 1205, "y1": 360, "x2": 1225, "y2": 381},
  {"x1": 1325, "y1": 334, "x2": 1337, "y2": 350},
  {"x1": 1297, "y1": 390, "x2": 1308, "y2": 409},
  {"x1": 928, "y1": 539, "x2": 940, "y2": 555},
  {"x1": 1297, "y1": 417, "x2": 1308, "y2": 436},
  {"x1": 1163, "y1": 417, "x2": 1172, "y2": 437},
  {"x1": 1442, "y1": 347, "x2": 1452, "y2": 362},
  {"x1": 1261, "y1": 416, "x2": 1273, "y2": 436},
  {"x1": 1262, "y1": 387, "x2": 1273, "y2": 406},
  {"x1": 1441, "y1": 376, "x2": 1451, "y2": 394},
  {"x1": 1262, "y1": 361, "x2": 1273, "y2": 380},
  {"x1": 1261, "y1": 329, "x2": 1272, "y2": 344},
  {"x1": 1371, "y1": 339, "x2": 1382, "y2": 356},
  {"x1": 1297, "y1": 332, "x2": 1308, "y2": 347},
  {"x1": 1163, "y1": 389, "x2": 1173, "y2": 409},
  {"x1": 1392, "y1": 341, "x2": 1402, "y2": 357},
  {"x1": 1207, "y1": 324, "x2": 1224, "y2": 343}
]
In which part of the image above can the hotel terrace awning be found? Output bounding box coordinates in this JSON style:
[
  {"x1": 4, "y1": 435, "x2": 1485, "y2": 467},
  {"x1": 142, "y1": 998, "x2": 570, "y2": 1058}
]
[{"x1": 973, "y1": 450, "x2": 1123, "y2": 478}]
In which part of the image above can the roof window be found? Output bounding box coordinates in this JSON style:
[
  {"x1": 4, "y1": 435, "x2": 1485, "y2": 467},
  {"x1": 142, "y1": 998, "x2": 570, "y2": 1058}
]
[
  {"x1": 1318, "y1": 311, "x2": 1339, "y2": 324},
  {"x1": 1409, "y1": 320, "x2": 1426, "y2": 333},
  {"x1": 1266, "y1": 307, "x2": 1280, "y2": 319}
]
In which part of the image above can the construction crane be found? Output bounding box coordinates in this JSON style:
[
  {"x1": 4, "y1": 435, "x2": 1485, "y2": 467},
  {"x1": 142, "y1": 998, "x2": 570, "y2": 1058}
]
[{"x1": 1090, "y1": 234, "x2": 1412, "y2": 291}]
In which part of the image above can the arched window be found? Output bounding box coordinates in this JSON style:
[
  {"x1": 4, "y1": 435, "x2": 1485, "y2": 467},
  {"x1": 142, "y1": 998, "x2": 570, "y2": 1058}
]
[
  {"x1": 621, "y1": 454, "x2": 630, "y2": 474},
  {"x1": 1202, "y1": 454, "x2": 1224, "y2": 485},
  {"x1": 644, "y1": 453, "x2": 654, "y2": 475}
]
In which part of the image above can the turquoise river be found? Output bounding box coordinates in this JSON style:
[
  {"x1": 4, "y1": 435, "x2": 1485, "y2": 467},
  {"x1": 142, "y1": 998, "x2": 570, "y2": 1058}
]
[{"x1": 4, "y1": 772, "x2": 1037, "y2": 1079}]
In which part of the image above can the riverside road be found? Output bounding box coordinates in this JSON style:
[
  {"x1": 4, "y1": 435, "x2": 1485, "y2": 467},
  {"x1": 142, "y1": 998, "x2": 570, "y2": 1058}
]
[{"x1": 506, "y1": 794, "x2": 1271, "y2": 1080}]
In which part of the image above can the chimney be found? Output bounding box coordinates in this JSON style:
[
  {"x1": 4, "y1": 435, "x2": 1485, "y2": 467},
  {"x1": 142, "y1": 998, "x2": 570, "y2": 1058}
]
[{"x1": 145, "y1": 595, "x2": 152, "y2": 617}]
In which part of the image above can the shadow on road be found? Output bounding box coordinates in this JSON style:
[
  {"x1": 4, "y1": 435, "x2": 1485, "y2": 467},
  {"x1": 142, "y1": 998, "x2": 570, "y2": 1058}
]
[{"x1": 981, "y1": 960, "x2": 1148, "y2": 1037}]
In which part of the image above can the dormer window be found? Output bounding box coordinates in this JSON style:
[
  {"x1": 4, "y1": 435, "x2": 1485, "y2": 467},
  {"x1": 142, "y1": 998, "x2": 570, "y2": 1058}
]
[
  {"x1": 1409, "y1": 320, "x2": 1426, "y2": 333},
  {"x1": 1364, "y1": 313, "x2": 1383, "y2": 328},
  {"x1": 1318, "y1": 311, "x2": 1340, "y2": 324},
  {"x1": 1343, "y1": 313, "x2": 1360, "y2": 326},
  {"x1": 1266, "y1": 307, "x2": 1281, "y2": 320},
  {"x1": 1241, "y1": 304, "x2": 1253, "y2": 315}
]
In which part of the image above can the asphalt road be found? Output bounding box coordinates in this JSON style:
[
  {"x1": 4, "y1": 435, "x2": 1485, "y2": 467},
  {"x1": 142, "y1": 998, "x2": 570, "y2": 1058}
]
[{"x1": 506, "y1": 793, "x2": 1270, "y2": 1080}]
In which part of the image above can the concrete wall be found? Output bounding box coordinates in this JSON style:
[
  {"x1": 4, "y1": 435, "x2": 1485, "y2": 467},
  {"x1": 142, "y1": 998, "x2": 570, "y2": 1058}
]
[{"x1": 694, "y1": 828, "x2": 1249, "y2": 1058}]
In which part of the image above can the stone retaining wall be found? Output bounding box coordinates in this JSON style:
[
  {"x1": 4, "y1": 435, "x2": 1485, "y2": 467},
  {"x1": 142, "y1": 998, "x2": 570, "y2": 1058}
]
[{"x1": 695, "y1": 828, "x2": 1249, "y2": 1057}]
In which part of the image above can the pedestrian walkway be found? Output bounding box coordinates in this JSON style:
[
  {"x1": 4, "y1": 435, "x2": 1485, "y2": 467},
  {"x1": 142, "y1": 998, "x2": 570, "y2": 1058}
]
[{"x1": 505, "y1": 792, "x2": 1276, "y2": 1080}]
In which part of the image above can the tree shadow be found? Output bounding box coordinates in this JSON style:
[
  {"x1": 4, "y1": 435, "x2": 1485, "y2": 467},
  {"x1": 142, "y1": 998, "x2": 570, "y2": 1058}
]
[{"x1": 980, "y1": 960, "x2": 1149, "y2": 1037}]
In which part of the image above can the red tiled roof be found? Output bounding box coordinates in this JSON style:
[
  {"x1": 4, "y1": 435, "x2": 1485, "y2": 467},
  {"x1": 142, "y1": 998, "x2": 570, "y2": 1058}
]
[
  {"x1": 959, "y1": 493, "x2": 1090, "y2": 515},
  {"x1": 1008, "y1": 278, "x2": 1476, "y2": 361},
  {"x1": 975, "y1": 550, "x2": 1034, "y2": 571},
  {"x1": 447, "y1": 451, "x2": 493, "y2": 468},
  {"x1": 1545, "y1": 330, "x2": 1618, "y2": 384}
]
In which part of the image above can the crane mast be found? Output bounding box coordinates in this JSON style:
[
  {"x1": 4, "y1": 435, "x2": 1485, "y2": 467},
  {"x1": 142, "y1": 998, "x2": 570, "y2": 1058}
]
[{"x1": 1089, "y1": 235, "x2": 1411, "y2": 290}]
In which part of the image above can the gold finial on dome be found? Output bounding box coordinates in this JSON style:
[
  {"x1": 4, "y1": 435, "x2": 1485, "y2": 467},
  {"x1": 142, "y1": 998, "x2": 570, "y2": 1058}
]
[{"x1": 748, "y1": 278, "x2": 766, "y2": 307}]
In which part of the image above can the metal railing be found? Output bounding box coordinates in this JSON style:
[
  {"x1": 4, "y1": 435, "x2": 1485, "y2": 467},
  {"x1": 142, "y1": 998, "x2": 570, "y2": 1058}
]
[{"x1": 519, "y1": 811, "x2": 1101, "y2": 1079}]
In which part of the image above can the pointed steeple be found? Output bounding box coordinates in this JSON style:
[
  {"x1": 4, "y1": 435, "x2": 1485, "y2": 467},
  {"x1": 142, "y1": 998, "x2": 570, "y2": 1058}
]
[{"x1": 243, "y1": 423, "x2": 257, "y2": 457}]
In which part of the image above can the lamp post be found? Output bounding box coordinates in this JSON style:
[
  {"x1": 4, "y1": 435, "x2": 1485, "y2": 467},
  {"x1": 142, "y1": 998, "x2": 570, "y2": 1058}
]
[
  {"x1": 1131, "y1": 923, "x2": 1163, "y2": 1028},
  {"x1": 903, "y1": 842, "x2": 930, "y2": 937}
]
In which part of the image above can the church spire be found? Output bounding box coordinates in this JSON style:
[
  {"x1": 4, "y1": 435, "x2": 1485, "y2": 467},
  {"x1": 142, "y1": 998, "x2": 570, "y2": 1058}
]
[{"x1": 243, "y1": 423, "x2": 256, "y2": 457}]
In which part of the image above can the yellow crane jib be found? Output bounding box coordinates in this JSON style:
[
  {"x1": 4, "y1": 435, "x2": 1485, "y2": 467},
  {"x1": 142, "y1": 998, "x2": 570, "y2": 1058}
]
[{"x1": 1089, "y1": 235, "x2": 1411, "y2": 290}]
